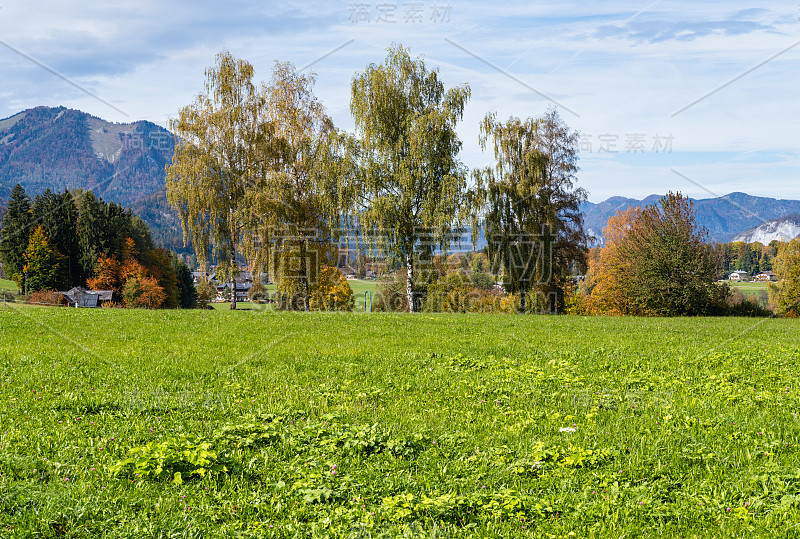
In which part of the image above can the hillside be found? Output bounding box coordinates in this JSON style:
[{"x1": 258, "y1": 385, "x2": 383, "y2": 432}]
[
  {"x1": 733, "y1": 214, "x2": 800, "y2": 244},
  {"x1": 128, "y1": 188, "x2": 191, "y2": 254},
  {"x1": 0, "y1": 106, "x2": 175, "y2": 206},
  {"x1": 0, "y1": 106, "x2": 187, "y2": 250}
]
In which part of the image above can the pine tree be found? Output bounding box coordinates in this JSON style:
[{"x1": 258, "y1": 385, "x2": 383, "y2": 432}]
[
  {"x1": 76, "y1": 190, "x2": 109, "y2": 278},
  {"x1": 172, "y1": 255, "x2": 198, "y2": 309},
  {"x1": 0, "y1": 184, "x2": 33, "y2": 282},
  {"x1": 32, "y1": 189, "x2": 80, "y2": 287}
]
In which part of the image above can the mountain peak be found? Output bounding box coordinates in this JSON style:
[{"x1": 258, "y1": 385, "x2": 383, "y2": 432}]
[{"x1": 0, "y1": 106, "x2": 174, "y2": 206}]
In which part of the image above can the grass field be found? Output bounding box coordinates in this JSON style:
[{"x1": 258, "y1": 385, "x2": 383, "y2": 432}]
[
  {"x1": 210, "y1": 280, "x2": 379, "y2": 312},
  {"x1": 1, "y1": 307, "x2": 799, "y2": 537},
  {"x1": 0, "y1": 278, "x2": 18, "y2": 292},
  {"x1": 728, "y1": 281, "x2": 770, "y2": 298}
]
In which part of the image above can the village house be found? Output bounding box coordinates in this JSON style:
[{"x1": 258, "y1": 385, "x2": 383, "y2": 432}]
[
  {"x1": 729, "y1": 270, "x2": 749, "y2": 281},
  {"x1": 60, "y1": 287, "x2": 113, "y2": 308},
  {"x1": 754, "y1": 271, "x2": 776, "y2": 281}
]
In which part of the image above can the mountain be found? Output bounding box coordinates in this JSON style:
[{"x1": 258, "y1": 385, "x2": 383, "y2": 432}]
[
  {"x1": 732, "y1": 214, "x2": 800, "y2": 244},
  {"x1": 582, "y1": 193, "x2": 800, "y2": 244},
  {"x1": 0, "y1": 106, "x2": 190, "y2": 252},
  {"x1": 128, "y1": 188, "x2": 190, "y2": 254},
  {"x1": 0, "y1": 106, "x2": 175, "y2": 205}
]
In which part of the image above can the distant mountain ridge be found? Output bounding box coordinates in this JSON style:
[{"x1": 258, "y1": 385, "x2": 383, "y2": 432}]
[
  {"x1": 0, "y1": 106, "x2": 189, "y2": 253},
  {"x1": 582, "y1": 193, "x2": 800, "y2": 244}
]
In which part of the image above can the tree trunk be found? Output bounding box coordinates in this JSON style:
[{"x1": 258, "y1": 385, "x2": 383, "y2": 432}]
[
  {"x1": 230, "y1": 241, "x2": 237, "y2": 310},
  {"x1": 406, "y1": 254, "x2": 416, "y2": 313},
  {"x1": 300, "y1": 242, "x2": 309, "y2": 312},
  {"x1": 519, "y1": 287, "x2": 526, "y2": 314}
]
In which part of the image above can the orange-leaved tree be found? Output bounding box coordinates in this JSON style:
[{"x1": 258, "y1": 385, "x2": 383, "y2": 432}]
[
  {"x1": 585, "y1": 207, "x2": 640, "y2": 314},
  {"x1": 122, "y1": 275, "x2": 167, "y2": 309}
]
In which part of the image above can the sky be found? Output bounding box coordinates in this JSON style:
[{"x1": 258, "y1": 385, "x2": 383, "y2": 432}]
[{"x1": 0, "y1": 1, "x2": 798, "y2": 203}]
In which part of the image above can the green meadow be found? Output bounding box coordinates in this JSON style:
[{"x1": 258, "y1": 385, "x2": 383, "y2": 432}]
[
  {"x1": 0, "y1": 279, "x2": 18, "y2": 293},
  {"x1": 728, "y1": 281, "x2": 770, "y2": 298},
  {"x1": 1, "y1": 306, "x2": 799, "y2": 537},
  {"x1": 210, "y1": 280, "x2": 379, "y2": 312}
]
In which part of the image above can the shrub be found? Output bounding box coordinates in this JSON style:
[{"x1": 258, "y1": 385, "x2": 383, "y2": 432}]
[
  {"x1": 29, "y1": 289, "x2": 68, "y2": 306},
  {"x1": 309, "y1": 266, "x2": 354, "y2": 311},
  {"x1": 248, "y1": 281, "x2": 266, "y2": 303},
  {"x1": 470, "y1": 271, "x2": 495, "y2": 290},
  {"x1": 196, "y1": 280, "x2": 216, "y2": 309},
  {"x1": 373, "y1": 273, "x2": 408, "y2": 312}
]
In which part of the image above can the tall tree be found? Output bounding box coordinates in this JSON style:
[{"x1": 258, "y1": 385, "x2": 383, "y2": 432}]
[
  {"x1": 22, "y1": 226, "x2": 66, "y2": 293},
  {"x1": 585, "y1": 207, "x2": 641, "y2": 314},
  {"x1": 241, "y1": 61, "x2": 342, "y2": 311},
  {"x1": 166, "y1": 50, "x2": 273, "y2": 309},
  {"x1": 32, "y1": 189, "x2": 80, "y2": 287},
  {"x1": 623, "y1": 192, "x2": 721, "y2": 316},
  {"x1": 76, "y1": 190, "x2": 109, "y2": 279},
  {"x1": 173, "y1": 255, "x2": 198, "y2": 309},
  {"x1": 472, "y1": 110, "x2": 588, "y2": 312},
  {"x1": 0, "y1": 184, "x2": 33, "y2": 282},
  {"x1": 768, "y1": 238, "x2": 800, "y2": 317},
  {"x1": 349, "y1": 45, "x2": 471, "y2": 312}
]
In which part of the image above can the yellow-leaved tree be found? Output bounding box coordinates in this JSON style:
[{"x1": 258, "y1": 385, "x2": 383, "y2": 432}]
[
  {"x1": 308, "y1": 266, "x2": 354, "y2": 311},
  {"x1": 769, "y1": 238, "x2": 800, "y2": 317}
]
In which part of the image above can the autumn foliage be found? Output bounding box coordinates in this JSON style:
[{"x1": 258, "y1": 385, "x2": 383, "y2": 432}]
[
  {"x1": 308, "y1": 266, "x2": 354, "y2": 311},
  {"x1": 582, "y1": 193, "x2": 724, "y2": 316},
  {"x1": 583, "y1": 207, "x2": 640, "y2": 315},
  {"x1": 87, "y1": 237, "x2": 167, "y2": 308},
  {"x1": 768, "y1": 238, "x2": 800, "y2": 317}
]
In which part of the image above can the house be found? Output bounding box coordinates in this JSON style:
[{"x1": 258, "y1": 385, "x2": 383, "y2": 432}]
[
  {"x1": 191, "y1": 271, "x2": 216, "y2": 284},
  {"x1": 215, "y1": 281, "x2": 252, "y2": 302},
  {"x1": 729, "y1": 271, "x2": 749, "y2": 281},
  {"x1": 61, "y1": 287, "x2": 113, "y2": 308},
  {"x1": 755, "y1": 271, "x2": 776, "y2": 281}
]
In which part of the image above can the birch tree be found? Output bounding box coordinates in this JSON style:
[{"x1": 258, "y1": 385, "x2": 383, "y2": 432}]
[
  {"x1": 240, "y1": 62, "x2": 344, "y2": 311},
  {"x1": 166, "y1": 50, "x2": 273, "y2": 309},
  {"x1": 472, "y1": 109, "x2": 588, "y2": 313},
  {"x1": 349, "y1": 45, "x2": 471, "y2": 312}
]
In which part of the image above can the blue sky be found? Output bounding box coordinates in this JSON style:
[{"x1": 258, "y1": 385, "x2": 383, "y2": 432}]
[{"x1": 1, "y1": 1, "x2": 798, "y2": 202}]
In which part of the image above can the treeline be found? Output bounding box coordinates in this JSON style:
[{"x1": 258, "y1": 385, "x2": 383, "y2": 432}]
[
  {"x1": 712, "y1": 241, "x2": 779, "y2": 277},
  {"x1": 166, "y1": 47, "x2": 587, "y2": 312},
  {"x1": 164, "y1": 46, "x2": 800, "y2": 317},
  {"x1": 0, "y1": 184, "x2": 196, "y2": 308}
]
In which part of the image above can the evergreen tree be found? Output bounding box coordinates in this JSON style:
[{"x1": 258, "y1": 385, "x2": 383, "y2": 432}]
[
  {"x1": 0, "y1": 184, "x2": 33, "y2": 281},
  {"x1": 172, "y1": 254, "x2": 198, "y2": 309},
  {"x1": 76, "y1": 190, "x2": 109, "y2": 278},
  {"x1": 32, "y1": 189, "x2": 80, "y2": 287}
]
